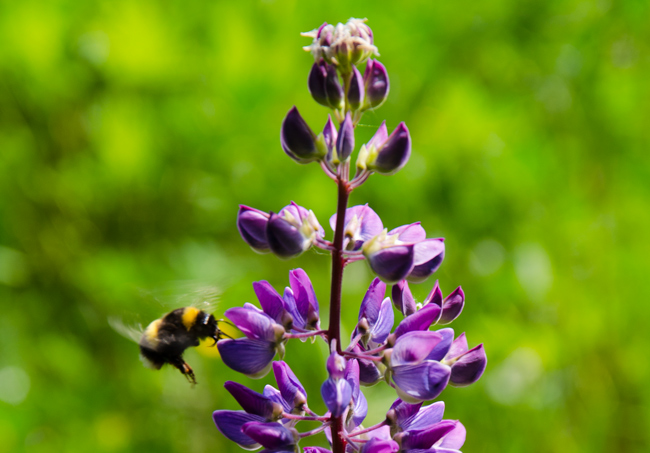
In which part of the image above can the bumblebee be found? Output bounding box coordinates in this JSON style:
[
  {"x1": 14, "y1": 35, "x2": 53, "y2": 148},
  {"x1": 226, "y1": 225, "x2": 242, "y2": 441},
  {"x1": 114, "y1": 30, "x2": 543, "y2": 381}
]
[{"x1": 137, "y1": 307, "x2": 224, "y2": 384}]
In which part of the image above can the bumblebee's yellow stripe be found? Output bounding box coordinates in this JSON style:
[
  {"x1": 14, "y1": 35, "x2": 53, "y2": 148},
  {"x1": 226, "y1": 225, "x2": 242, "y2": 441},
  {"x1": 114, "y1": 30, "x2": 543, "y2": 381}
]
[
  {"x1": 144, "y1": 319, "x2": 163, "y2": 345},
  {"x1": 182, "y1": 307, "x2": 201, "y2": 331}
]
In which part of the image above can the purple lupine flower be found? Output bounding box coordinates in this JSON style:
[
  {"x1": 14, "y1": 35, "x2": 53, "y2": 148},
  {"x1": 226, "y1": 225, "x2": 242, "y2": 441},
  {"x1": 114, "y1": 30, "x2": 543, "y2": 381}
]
[
  {"x1": 237, "y1": 205, "x2": 271, "y2": 253},
  {"x1": 360, "y1": 438, "x2": 400, "y2": 453},
  {"x1": 218, "y1": 307, "x2": 285, "y2": 378},
  {"x1": 438, "y1": 286, "x2": 465, "y2": 325},
  {"x1": 335, "y1": 112, "x2": 355, "y2": 162},
  {"x1": 284, "y1": 268, "x2": 320, "y2": 331},
  {"x1": 267, "y1": 202, "x2": 324, "y2": 259},
  {"x1": 348, "y1": 65, "x2": 365, "y2": 111},
  {"x1": 388, "y1": 331, "x2": 451, "y2": 403},
  {"x1": 273, "y1": 361, "x2": 308, "y2": 413},
  {"x1": 357, "y1": 121, "x2": 411, "y2": 176},
  {"x1": 304, "y1": 448, "x2": 332, "y2": 453},
  {"x1": 407, "y1": 238, "x2": 445, "y2": 283},
  {"x1": 363, "y1": 59, "x2": 390, "y2": 109},
  {"x1": 308, "y1": 59, "x2": 344, "y2": 110},
  {"x1": 224, "y1": 381, "x2": 285, "y2": 422},
  {"x1": 392, "y1": 280, "x2": 416, "y2": 316},
  {"x1": 442, "y1": 333, "x2": 487, "y2": 387},
  {"x1": 321, "y1": 350, "x2": 352, "y2": 417},
  {"x1": 254, "y1": 280, "x2": 294, "y2": 330},
  {"x1": 354, "y1": 278, "x2": 394, "y2": 347},
  {"x1": 242, "y1": 421, "x2": 299, "y2": 450},
  {"x1": 281, "y1": 106, "x2": 326, "y2": 163},
  {"x1": 212, "y1": 410, "x2": 266, "y2": 449},
  {"x1": 390, "y1": 294, "x2": 442, "y2": 341},
  {"x1": 330, "y1": 204, "x2": 383, "y2": 251}
]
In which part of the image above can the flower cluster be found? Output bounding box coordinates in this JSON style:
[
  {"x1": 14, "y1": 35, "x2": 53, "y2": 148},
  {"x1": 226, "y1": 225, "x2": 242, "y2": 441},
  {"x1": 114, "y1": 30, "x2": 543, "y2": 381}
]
[{"x1": 214, "y1": 18, "x2": 488, "y2": 453}]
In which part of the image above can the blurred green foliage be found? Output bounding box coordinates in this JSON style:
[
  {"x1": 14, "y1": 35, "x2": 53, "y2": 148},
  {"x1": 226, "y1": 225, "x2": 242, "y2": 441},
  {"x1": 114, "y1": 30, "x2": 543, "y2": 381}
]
[{"x1": 1, "y1": 0, "x2": 649, "y2": 452}]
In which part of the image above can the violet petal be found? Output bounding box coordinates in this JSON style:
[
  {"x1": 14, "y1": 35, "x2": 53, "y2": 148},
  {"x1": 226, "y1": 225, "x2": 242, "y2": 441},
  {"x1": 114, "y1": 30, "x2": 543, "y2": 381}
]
[
  {"x1": 449, "y1": 344, "x2": 487, "y2": 387},
  {"x1": 224, "y1": 307, "x2": 278, "y2": 342},
  {"x1": 366, "y1": 244, "x2": 415, "y2": 284},
  {"x1": 391, "y1": 331, "x2": 443, "y2": 366},
  {"x1": 321, "y1": 378, "x2": 352, "y2": 417},
  {"x1": 242, "y1": 421, "x2": 295, "y2": 449},
  {"x1": 218, "y1": 338, "x2": 276, "y2": 378},
  {"x1": 224, "y1": 381, "x2": 280, "y2": 420},
  {"x1": 408, "y1": 239, "x2": 445, "y2": 283},
  {"x1": 273, "y1": 361, "x2": 308, "y2": 410},
  {"x1": 237, "y1": 205, "x2": 270, "y2": 253},
  {"x1": 392, "y1": 280, "x2": 417, "y2": 316},
  {"x1": 213, "y1": 410, "x2": 264, "y2": 449},
  {"x1": 439, "y1": 287, "x2": 465, "y2": 325},
  {"x1": 267, "y1": 212, "x2": 307, "y2": 259},
  {"x1": 393, "y1": 303, "x2": 442, "y2": 339},
  {"x1": 426, "y1": 328, "x2": 455, "y2": 362},
  {"x1": 399, "y1": 420, "x2": 457, "y2": 450},
  {"x1": 392, "y1": 361, "x2": 451, "y2": 403}
]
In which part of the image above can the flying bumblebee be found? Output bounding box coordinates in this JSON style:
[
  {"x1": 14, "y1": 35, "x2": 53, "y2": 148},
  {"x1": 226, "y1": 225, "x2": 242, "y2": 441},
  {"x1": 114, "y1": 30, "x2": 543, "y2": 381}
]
[{"x1": 110, "y1": 284, "x2": 229, "y2": 384}]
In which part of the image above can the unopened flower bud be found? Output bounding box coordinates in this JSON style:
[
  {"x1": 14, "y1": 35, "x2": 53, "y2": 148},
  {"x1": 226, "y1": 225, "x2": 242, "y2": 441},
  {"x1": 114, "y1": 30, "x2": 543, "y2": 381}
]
[
  {"x1": 308, "y1": 60, "x2": 344, "y2": 109},
  {"x1": 348, "y1": 65, "x2": 365, "y2": 111},
  {"x1": 362, "y1": 122, "x2": 411, "y2": 175},
  {"x1": 322, "y1": 115, "x2": 338, "y2": 163},
  {"x1": 281, "y1": 106, "x2": 327, "y2": 164},
  {"x1": 237, "y1": 205, "x2": 270, "y2": 253},
  {"x1": 336, "y1": 112, "x2": 355, "y2": 162},
  {"x1": 363, "y1": 59, "x2": 389, "y2": 109}
]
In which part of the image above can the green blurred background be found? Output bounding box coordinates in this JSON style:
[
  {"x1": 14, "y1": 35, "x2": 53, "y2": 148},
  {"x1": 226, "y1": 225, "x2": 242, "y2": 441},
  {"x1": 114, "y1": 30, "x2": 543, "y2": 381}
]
[{"x1": 1, "y1": 0, "x2": 648, "y2": 451}]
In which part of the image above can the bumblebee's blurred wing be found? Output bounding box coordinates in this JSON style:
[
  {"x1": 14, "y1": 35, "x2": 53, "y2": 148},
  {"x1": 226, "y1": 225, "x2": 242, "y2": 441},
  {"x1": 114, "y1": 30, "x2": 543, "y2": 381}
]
[
  {"x1": 108, "y1": 317, "x2": 144, "y2": 344},
  {"x1": 138, "y1": 280, "x2": 221, "y2": 314}
]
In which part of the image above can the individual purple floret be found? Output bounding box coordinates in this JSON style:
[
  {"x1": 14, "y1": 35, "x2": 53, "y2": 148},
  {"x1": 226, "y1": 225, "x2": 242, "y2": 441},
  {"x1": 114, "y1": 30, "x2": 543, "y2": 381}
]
[
  {"x1": 394, "y1": 419, "x2": 464, "y2": 452},
  {"x1": 322, "y1": 349, "x2": 352, "y2": 417},
  {"x1": 360, "y1": 438, "x2": 400, "y2": 453},
  {"x1": 353, "y1": 277, "x2": 394, "y2": 347},
  {"x1": 388, "y1": 331, "x2": 451, "y2": 403},
  {"x1": 273, "y1": 361, "x2": 308, "y2": 414},
  {"x1": 408, "y1": 238, "x2": 445, "y2": 283},
  {"x1": 309, "y1": 59, "x2": 344, "y2": 110},
  {"x1": 267, "y1": 202, "x2": 324, "y2": 259},
  {"x1": 344, "y1": 359, "x2": 368, "y2": 431},
  {"x1": 281, "y1": 106, "x2": 326, "y2": 164},
  {"x1": 218, "y1": 306, "x2": 285, "y2": 378},
  {"x1": 285, "y1": 268, "x2": 321, "y2": 332},
  {"x1": 438, "y1": 286, "x2": 465, "y2": 325},
  {"x1": 363, "y1": 59, "x2": 390, "y2": 109},
  {"x1": 330, "y1": 204, "x2": 383, "y2": 251},
  {"x1": 323, "y1": 115, "x2": 338, "y2": 163},
  {"x1": 237, "y1": 205, "x2": 271, "y2": 253},
  {"x1": 357, "y1": 121, "x2": 411, "y2": 176},
  {"x1": 254, "y1": 280, "x2": 295, "y2": 330}
]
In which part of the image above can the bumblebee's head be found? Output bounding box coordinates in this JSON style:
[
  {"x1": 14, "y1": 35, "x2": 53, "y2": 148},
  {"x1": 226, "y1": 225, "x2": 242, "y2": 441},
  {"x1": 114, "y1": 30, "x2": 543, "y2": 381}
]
[{"x1": 193, "y1": 311, "x2": 220, "y2": 344}]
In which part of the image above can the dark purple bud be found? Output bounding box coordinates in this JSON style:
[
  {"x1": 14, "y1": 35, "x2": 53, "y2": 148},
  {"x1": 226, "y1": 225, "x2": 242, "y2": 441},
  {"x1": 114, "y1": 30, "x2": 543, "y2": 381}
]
[
  {"x1": 336, "y1": 112, "x2": 355, "y2": 162},
  {"x1": 348, "y1": 65, "x2": 365, "y2": 111},
  {"x1": 217, "y1": 338, "x2": 277, "y2": 378},
  {"x1": 439, "y1": 286, "x2": 465, "y2": 325},
  {"x1": 367, "y1": 122, "x2": 411, "y2": 175},
  {"x1": 267, "y1": 212, "x2": 307, "y2": 259},
  {"x1": 273, "y1": 361, "x2": 308, "y2": 411},
  {"x1": 449, "y1": 344, "x2": 487, "y2": 387},
  {"x1": 237, "y1": 205, "x2": 270, "y2": 253},
  {"x1": 281, "y1": 106, "x2": 325, "y2": 163},
  {"x1": 253, "y1": 281, "x2": 293, "y2": 330},
  {"x1": 408, "y1": 239, "x2": 445, "y2": 283},
  {"x1": 321, "y1": 377, "x2": 352, "y2": 417},
  {"x1": 397, "y1": 420, "x2": 457, "y2": 450},
  {"x1": 423, "y1": 281, "x2": 443, "y2": 308},
  {"x1": 213, "y1": 410, "x2": 265, "y2": 449},
  {"x1": 391, "y1": 361, "x2": 451, "y2": 403},
  {"x1": 242, "y1": 421, "x2": 297, "y2": 450},
  {"x1": 223, "y1": 381, "x2": 283, "y2": 420},
  {"x1": 360, "y1": 438, "x2": 399, "y2": 453},
  {"x1": 392, "y1": 280, "x2": 416, "y2": 316},
  {"x1": 308, "y1": 60, "x2": 344, "y2": 109},
  {"x1": 363, "y1": 59, "x2": 389, "y2": 109},
  {"x1": 322, "y1": 115, "x2": 338, "y2": 163}
]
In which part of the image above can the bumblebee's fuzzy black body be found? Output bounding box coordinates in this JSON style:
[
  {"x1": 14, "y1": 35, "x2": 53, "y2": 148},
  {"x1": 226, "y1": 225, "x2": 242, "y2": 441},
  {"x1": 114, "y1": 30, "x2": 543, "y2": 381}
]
[{"x1": 139, "y1": 307, "x2": 222, "y2": 384}]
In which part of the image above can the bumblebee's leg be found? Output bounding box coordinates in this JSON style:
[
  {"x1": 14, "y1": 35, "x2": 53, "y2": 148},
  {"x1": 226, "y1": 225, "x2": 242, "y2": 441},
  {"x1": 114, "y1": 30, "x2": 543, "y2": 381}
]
[{"x1": 170, "y1": 357, "x2": 197, "y2": 385}]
